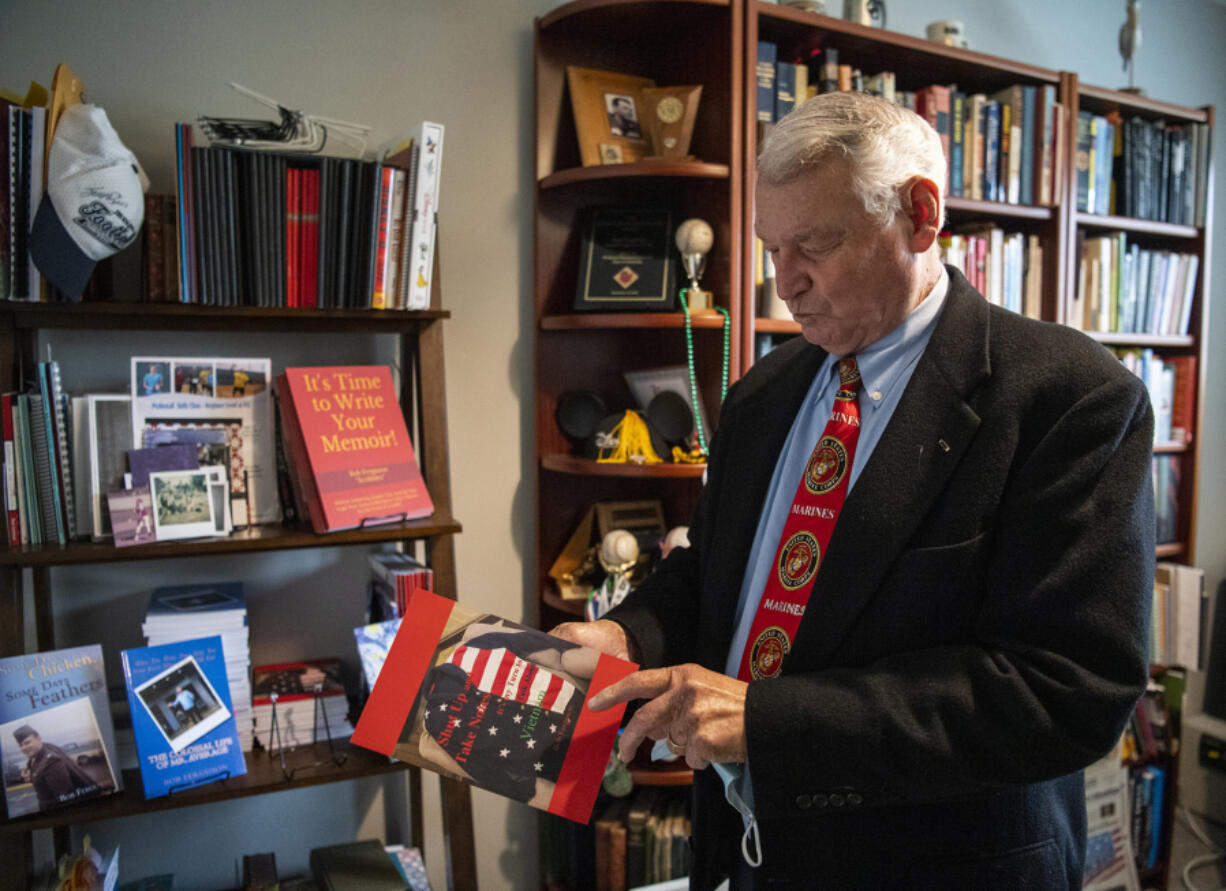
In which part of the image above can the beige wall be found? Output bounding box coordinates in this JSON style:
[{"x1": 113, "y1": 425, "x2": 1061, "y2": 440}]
[{"x1": 4, "y1": 1, "x2": 1226, "y2": 889}]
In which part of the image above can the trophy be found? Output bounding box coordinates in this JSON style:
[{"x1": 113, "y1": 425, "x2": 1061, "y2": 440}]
[
  {"x1": 642, "y1": 85, "x2": 702, "y2": 161},
  {"x1": 675, "y1": 218, "x2": 714, "y2": 312}
]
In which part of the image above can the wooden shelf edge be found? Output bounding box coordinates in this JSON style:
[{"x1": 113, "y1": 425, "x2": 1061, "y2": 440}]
[
  {"x1": 540, "y1": 160, "x2": 730, "y2": 189},
  {"x1": 945, "y1": 197, "x2": 1054, "y2": 220},
  {"x1": 0, "y1": 301, "x2": 449, "y2": 332},
  {"x1": 1086, "y1": 331, "x2": 1195, "y2": 348},
  {"x1": 0, "y1": 517, "x2": 463, "y2": 567},
  {"x1": 1155, "y1": 542, "x2": 1186, "y2": 558},
  {"x1": 541, "y1": 454, "x2": 706, "y2": 477},
  {"x1": 755, "y1": 317, "x2": 799, "y2": 334},
  {"x1": 543, "y1": 589, "x2": 586, "y2": 616},
  {"x1": 630, "y1": 764, "x2": 694, "y2": 786},
  {"x1": 541, "y1": 312, "x2": 727, "y2": 330},
  {"x1": 1077, "y1": 84, "x2": 1210, "y2": 123},
  {"x1": 0, "y1": 740, "x2": 402, "y2": 833},
  {"x1": 1075, "y1": 212, "x2": 1200, "y2": 239},
  {"x1": 539, "y1": 0, "x2": 729, "y2": 32}
]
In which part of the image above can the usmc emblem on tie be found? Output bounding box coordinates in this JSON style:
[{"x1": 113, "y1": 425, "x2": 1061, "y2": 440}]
[
  {"x1": 777, "y1": 531, "x2": 819, "y2": 590},
  {"x1": 805, "y1": 435, "x2": 848, "y2": 495},
  {"x1": 750, "y1": 626, "x2": 789, "y2": 679}
]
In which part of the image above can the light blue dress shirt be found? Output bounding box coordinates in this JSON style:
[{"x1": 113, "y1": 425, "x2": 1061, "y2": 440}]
[{"x1": 707, "y1": 268, "x2": 950, "y2": 861}]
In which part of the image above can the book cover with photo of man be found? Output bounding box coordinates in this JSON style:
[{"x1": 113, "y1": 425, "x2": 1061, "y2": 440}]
[
  {"x1": 352, "y1": 589, "x2": 636, "y2": 823},
  {"x1": 0, "y1": 644, "x2": 121, "y2": 819}
]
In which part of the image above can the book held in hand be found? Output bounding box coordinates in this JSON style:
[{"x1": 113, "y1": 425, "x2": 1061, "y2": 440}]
[
  {"x1": 0, "y1": 644, "x2": 122, "y2": 819},
  {"x1": 276, "y1": 366, "x2": 433, "y2": 532},
  {"x1": 120, "y1": 635, "x2": 246, "y2": 799},
  {"x1": 352, "y1": 589, "x2": 636, "y2": 824}
]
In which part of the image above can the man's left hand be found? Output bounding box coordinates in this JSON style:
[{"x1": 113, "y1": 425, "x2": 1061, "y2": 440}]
[{"x1": 588, "y1": 664, "x2": 748, "y2": 770}]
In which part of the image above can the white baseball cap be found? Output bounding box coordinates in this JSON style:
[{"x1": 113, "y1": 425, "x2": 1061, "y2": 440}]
[{"x1": 30, "y1": 103, "x2": 149, "y2": 299}]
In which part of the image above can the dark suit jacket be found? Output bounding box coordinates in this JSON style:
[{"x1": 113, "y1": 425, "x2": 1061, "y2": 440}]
[{"x1": 609, "y1": 268, "x2": 1155, "y2": 889}]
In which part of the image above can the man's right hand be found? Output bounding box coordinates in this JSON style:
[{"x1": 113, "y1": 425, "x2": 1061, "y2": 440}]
[{"x1": 549, "y1": 619, "x2": 633, "y2": 662}]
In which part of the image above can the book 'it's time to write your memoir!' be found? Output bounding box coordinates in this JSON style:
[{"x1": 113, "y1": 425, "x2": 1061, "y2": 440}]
[{"x1": 352, "y1": 589, "x2": 636, "y2": 824}]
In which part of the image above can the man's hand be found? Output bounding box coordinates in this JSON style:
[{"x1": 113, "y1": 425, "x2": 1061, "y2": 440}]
[
  {"x1": 549, "y1": 620, "x2": 632, "y2": 662},
  {"x1": 588, "y1": 664, "x2": 748, "y2": 770}
]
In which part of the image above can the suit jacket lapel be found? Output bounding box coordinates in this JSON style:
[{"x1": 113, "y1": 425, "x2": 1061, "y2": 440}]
[{"x1": 787, "y1": 268, "x2": 992, "y2": 672}]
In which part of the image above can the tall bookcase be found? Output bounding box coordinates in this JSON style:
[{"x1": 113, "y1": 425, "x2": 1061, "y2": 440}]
[
  {"x1": 0, "y1": 298, "x2": 478, "y2": 889},
  {"x1": 535, "y1": 3, "x2": 1213, "y2": 888}
]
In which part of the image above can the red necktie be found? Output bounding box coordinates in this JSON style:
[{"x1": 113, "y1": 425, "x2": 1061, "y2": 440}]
[{"x1": 736, "y1": 356, "x2": 862, "y2": 681}]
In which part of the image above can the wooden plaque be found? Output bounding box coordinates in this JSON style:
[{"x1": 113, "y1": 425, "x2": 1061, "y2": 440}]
[
  {"x1": 641, "y1": 85, "x2": 702, "y2": 161},
  {"x1": 566, "y1": 66, "x2": 656, "y2": 167}
]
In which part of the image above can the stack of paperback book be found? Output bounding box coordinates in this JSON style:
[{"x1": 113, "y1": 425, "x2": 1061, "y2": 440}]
[
  {"x1": 369, "y1": 551, "x2": 433, "y2": 619},
  {"x1": 141, "y1": 582, "x2": 253, "y2": 751},
  {"x1": 252, "y1": 658, "x2": 353, "y2": 752}
]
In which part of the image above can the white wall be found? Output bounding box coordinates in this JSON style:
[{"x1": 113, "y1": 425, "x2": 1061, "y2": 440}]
[{"x1": 2, "y1": 1, "x2": 1225, "y2": 889}]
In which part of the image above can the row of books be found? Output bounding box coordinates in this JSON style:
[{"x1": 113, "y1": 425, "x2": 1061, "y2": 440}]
[
  {"x1": 1149, "y1": 562, "x2": 1205, "y2": 670},
  {"x1": 1076, "y1": 111, "x2": 1211, "y2": 227},
  {"x1": 1115, "y1": 350, "x2": 1196, "y2": 447},
  {"x1": 938, "y1": 227, "x2": 1044, "y2": 319},
  {"x1": 1152, "y1": 454, "x2": 1181, "y2": 547},
  {"x1": 1, "y1": 100, "x2": 46, "y2": 302},
  {"x1": 1075, "y1": 232, "x2": 1199, "y2": 336},
  {"x1": 2, "y1": 361, "x2": 76, "y2": 546},
  {"x1": 593, "y1": 787, "x2": 691, "y2": 891},
  {"x1": 157, "y1": 121, "x2": 443, "y2": 310},
  {"x1": 1129, "y1": 762, "x2": 1167, "y2": 872},
  {"x1": 756, "y1": 43, "x2": 1067, "y2": 208}
]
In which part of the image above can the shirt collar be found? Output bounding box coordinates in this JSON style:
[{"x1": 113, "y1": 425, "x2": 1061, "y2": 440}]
[{"x1": 819, "y1": 266, "x2": 949, "y2": 408}]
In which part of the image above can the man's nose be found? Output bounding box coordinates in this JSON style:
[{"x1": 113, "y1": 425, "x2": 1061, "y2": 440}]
[{"x1": 774, "y1": 252, "x2": 809, "y2": 303}]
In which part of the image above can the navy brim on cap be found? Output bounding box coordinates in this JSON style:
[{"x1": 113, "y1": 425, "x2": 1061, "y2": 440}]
[{"x1": 30, "y1": 196, "x2": 96, "y2": 300}]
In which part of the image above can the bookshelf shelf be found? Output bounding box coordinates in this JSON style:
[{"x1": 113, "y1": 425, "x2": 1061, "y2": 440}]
[
  {"x1": 542, "y1": 455, "x2": 706, "y2": 478},
  {"x1": 754, "y1": 317, "x2": 799, "y2": 334},
  {"x1": 0, "y1": 302, "x2": 449, "y2": 334},
  {"x1": 1074, "y1": 213, "x2": 1200, "y2": 239},
  {"x1": 0, "y1": 515, "x2": 463, "y2": 568},
  {"x1": 945, "y1": 196, "x2": 1055, "y2": 220},
  {"x1": 541, "y1": 312, "x2": 727, "y2": 331},
  {"x1": 540, "y1": 161, "x2": 731, "y2": 190},
  {"x1": 0, "y1": 741, "x2": 407, "y2": 835}
]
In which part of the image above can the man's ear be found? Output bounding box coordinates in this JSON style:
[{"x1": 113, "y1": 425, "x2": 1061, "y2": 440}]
[{"x1": 902, "y1": 176, "x2": 941, "y2": 251}]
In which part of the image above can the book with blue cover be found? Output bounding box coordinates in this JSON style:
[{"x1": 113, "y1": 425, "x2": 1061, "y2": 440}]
[
  {"x1": 120, "y1": 635, "x2": 246, "y2": 799},
  {"x1": 0, "y1": 644, "x2": 122, "y2": 818}
]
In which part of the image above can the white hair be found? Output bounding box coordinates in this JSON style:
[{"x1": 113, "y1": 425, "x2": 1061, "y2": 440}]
[{"x1": 757, "y1": 91, "x2": 946, "y2": 227}]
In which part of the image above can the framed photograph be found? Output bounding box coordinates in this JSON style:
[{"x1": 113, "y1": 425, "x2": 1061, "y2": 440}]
[
  {"x1": 149, "y1": 469, "x2": 217, "y2": 541},
  {"x1": 575, "y1": 207, "x2": 676, "y2": 311},
  {"x1": 595, "y1": 499, "x2": 666, "y2": 553},
  {"x1": 566, "y1": 66, "x2": 655, "y2": 167},
  {"x1": 131, "y1": 654, "x2": 231, "y2": 752},
  {"x1": 108, "y1": 485, "x2": 157, "y2": 547},
  {"x1": 624, "y1": 365, "x2": 710, "y2": 441}
]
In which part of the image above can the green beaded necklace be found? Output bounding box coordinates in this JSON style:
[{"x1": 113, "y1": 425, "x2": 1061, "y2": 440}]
[{"x1": 681, "y1": 288, "x2": 730, "y2": 456}]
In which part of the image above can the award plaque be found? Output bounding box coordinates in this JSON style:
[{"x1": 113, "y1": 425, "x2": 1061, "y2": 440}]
[
  {"x1": 575, "y1": 208, "x2": 676, "y2": 311},
  {"x1": 642, "y1": 85, "x2": 702, "y2": 161}
]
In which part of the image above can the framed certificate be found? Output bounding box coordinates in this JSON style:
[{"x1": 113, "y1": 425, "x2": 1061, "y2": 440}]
[{"x1": 574, "y1": 207, "x2": 676, "y2": 311}]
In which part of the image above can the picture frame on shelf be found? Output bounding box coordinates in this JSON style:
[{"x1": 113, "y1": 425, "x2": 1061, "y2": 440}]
[
  {"x1": 149, "y1": 468, "x2": 217, "y2": 541},
  {"x1": 566, "y1": 66, "x2": 655, "y2": 167},
  {"x1": 575, "y1": 207, "x2": 676, "y2": 311}
]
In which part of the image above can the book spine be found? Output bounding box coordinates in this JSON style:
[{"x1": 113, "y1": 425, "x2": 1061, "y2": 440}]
[
  {"x1": 405, "y1": 123, "x2": 443, "y2": 310},
  {"x1": 144, "y1": 194, "x2": 166, "y2": 301},
  {"x1": 396, "y1": 144, "x2": 420, "y2": 309},
  {"x1": 15, "y1": 395, "x2": 38, "y2": 544},
  {"x1": 1, "y1": 393, "x2": 17, "y2": 545},
  {"x1": 371, "y1": 165, "x2": 395, "y2": 309},
  {"x1": 27, "y1": 392, "x2": 60, "y2": 544},
  {"x1": 756, "y1": 42, "x2": 777, "y2": 124}
]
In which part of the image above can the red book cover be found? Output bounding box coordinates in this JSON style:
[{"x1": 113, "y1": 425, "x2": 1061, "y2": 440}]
[
  {"x1": 301, "y1": 169, "x2": 320, "y2": 309},
  {"x1": 352, "y1": 589, "x2": 636, "y2": 823},
  {"x1": 279, "y1": 365, "x2": 433, "y2": 531},
  {"x1": 286, "y1": 167, "x2": 300, "y2": 308},
  {"x1": 1168, "y1": 354, "x2": 1197, "y2": 445}
]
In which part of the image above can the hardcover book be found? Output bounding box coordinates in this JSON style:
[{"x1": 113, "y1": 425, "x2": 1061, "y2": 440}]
[
  {"x1": 276, "y1": 365, "x2": 433, "y2": 532},
  {"x1": 120, "y1": 635, "x2": 246, "y2": 799},
  {"x1": 0, "y1": 644, "x2": 122, "y2": 819},
  {"x1": 352, "y1": 589, "x2": 636, "y2": 824}
]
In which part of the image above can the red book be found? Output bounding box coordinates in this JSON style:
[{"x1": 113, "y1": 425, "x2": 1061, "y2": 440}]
[
  {"x1": 1168, "y1": 354, "x2": 1197, "y2": 445},
  {"x1": 277, "y1": 365, "x2": 433, "y2": 532},
  {"x1": 371, "y1": 166, "x2": 395, "y2": 309},
  {"x1": 352, "y1": 589, "x2": 636, "y2": 823},
  {"x1": 286, "y1": 167, "x2": 300, "y2": 308},
  {"x1": 301, "y1": 169, "x2": 320, "y2": 309},
  {"x1": 1, "y1": 392, "x2": 19, "y2": 545}
]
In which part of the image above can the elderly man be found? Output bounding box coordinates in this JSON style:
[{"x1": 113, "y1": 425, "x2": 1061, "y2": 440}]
[{"x1": 554, "y1": 91, "x2": 1153, "y2": 889}]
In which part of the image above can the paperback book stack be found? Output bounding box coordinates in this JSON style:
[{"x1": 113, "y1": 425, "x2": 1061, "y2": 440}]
[
  {"x1": 369, "y1": 551, "x2": 433, "y2": 619},
  {"x1": 252, "y1": 659, "x2": 353, "y2": 752},
  {"x1": 141, "y1": 582, "x2": 253, "y2": 752}
]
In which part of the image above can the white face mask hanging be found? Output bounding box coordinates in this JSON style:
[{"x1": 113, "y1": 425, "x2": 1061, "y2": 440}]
[{"x1": 713, "y1": 762, "x2": 763, "y2": 869}]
